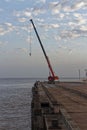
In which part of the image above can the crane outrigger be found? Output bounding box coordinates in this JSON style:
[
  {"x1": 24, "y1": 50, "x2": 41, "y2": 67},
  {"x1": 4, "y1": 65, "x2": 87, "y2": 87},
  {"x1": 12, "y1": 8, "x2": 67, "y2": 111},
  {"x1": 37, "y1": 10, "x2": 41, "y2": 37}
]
[{"x1": 30, "y1": 19, "x2": 59, "y2": 82}]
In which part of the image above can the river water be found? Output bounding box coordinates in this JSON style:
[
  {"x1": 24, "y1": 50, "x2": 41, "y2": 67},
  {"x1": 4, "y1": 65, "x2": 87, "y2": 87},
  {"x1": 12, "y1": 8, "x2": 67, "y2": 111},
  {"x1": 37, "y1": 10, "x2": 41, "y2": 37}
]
[{"x1": 0, "y1": 78, "x2": 37, "y2": 130}]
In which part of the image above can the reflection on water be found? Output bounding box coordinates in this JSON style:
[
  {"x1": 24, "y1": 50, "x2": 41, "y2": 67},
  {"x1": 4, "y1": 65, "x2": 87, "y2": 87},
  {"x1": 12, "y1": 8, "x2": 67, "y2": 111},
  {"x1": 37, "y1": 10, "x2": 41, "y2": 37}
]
[{"x1": 0, "y1": 78, "x2": 34, "y2": 130}]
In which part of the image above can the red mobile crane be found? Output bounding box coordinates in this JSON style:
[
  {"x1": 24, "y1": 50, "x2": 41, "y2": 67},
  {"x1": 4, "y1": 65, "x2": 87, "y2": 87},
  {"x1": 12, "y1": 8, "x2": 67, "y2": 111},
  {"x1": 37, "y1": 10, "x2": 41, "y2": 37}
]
[{"x1": 30, "y1": 19, "x2": 59, "y2": 82}]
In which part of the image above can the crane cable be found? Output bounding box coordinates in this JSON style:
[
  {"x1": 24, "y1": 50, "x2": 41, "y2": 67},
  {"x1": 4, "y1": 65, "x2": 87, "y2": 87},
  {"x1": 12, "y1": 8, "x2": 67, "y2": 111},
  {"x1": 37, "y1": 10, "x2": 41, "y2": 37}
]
[{"x1": 29, "y1": 23, "x2": 32, "y2": 56}]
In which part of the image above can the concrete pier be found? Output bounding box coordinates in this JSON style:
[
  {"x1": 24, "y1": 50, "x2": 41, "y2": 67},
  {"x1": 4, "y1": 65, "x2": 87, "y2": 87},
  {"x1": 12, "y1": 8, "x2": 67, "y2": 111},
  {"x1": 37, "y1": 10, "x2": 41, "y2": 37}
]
[{"x1": 31, "y1": 81, "x2": 87, "y2": 130}]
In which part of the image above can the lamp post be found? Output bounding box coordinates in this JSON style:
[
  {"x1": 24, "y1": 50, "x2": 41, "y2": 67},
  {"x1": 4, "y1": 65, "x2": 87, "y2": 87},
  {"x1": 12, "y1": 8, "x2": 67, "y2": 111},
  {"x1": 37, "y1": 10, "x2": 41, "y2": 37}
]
[
  {"x1": 79, "y1": 69, "x2": 80, "y2": 80},
  {"x1": 84, "y1": 69, "x2": 87, "y2": 80}
]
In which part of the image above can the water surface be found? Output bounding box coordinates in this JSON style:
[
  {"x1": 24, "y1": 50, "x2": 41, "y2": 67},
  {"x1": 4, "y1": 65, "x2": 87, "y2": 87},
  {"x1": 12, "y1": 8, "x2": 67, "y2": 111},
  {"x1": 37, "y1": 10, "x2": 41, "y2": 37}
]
[{"x1": 0, "y1": 78, "x2": 35, "y2": 130}]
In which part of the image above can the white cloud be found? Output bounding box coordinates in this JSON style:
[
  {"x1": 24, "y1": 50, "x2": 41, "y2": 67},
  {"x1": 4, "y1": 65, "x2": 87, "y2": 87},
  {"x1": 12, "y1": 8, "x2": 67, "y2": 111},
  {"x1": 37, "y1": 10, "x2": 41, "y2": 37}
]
[
  {"x1": 5, "y1": 22, "x2": 15, "y2": 31},
  {"x1": 13, "y1": 9, "x2": 32, "y2": 18},
  {"x1": 0, "y1": 23, "x2": 15, "y2": 36},
  {"x1": 14, "y1": 6, "x2": 47, "y2": 20},
  {"x1": 13, "y1": 10, "x2": 21, "y2": 17},
  {"x1": 49, "y1": 2, "x2": 59, "y2": 8},
  {"x1": 52, "y1": 8, "x2": 60, "y2": 15},
  {"x1": 72, "y1": 1, "x2": 86, "y2": 10},
  {"x1": 63, "y1": 1, "x2": 87, "y2": 12},
  {"x1": 23, "y1": 10, "x2": 32, "y2": 17},
  {"x1": 41, "y1": 0, "x2": 46, "y2": 3},
  {"x1": 33, "y1": 7, "x2": 46, "y2": 16},
  {"x1": 63, "y1": 6, "x2": 71, "y2": 12},
  {"x1": 74, "y1": 15, "x2": 86, "y2": 25},
  {"x1": 18, "y1": 17, "x2": 27, "y2": 22},
  {"x1": 37, "y1": 0, "x2": 46, "y2": 4},
  {"x1": 13, "y1": 7, "x2": 46, "y2": 20},
  {"x1": 80, "y1": 26, "x2": 87, "y2": 31},
  {"x1": 54, "y1": 35, "x2": 61, "y2": 41},
  {"x1": 0, "y1": 26, "x2": 8, "y2": 36},
  {"x1": 5, "y1": 22, "x2": 12, "y2": 27},
  {"x1": 39, "y1": 23, "x2": 59, "y2": 30},
  {"x1": 73, "y1": 13, "x2": 82, "y2": 18},
  {"x1": 60, "y1": 30, "x2": 80, "y2": 39},
  {"x1": 68, "y1": 22, "x2": 77, "y2": 27},
  {"x1": 50, "y1": 23, "x2": 59, "y2": 28},
  {"x1": 49, "y1": 1, "x2": 61, "y2": 15},
  {"x1": 59, "y1": 26, "x2": 87, "y2": 40},
  {"x1": 78, "y1": 18, "x2": 86, "y2": 25},
  {"x1": 36, "y1": 18, "x2": 44, "y2": 22},
  {"x1": 1, "y1": 0, "x2": 87, "y2": 42},
  {"x1": 59, "y1": 13, "x2": 65, "y2": 19}
]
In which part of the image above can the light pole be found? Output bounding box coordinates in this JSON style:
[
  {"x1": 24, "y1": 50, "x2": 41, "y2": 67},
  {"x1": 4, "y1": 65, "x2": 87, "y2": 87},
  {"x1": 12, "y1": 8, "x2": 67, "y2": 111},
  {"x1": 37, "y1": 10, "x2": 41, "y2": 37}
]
[
  {"x1": 84, "y1": 69, "x2": 87, "y2": 80},
  {"x1": 79, "y1": 69, "x2": 80, "y2": 80}
]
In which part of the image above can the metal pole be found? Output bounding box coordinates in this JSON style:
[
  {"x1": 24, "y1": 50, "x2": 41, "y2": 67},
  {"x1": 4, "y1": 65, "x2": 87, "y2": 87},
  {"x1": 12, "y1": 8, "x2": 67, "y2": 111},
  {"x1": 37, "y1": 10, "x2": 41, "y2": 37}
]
[{"x1": 79, "y1": 69, "x2": 80, "y2": 79}]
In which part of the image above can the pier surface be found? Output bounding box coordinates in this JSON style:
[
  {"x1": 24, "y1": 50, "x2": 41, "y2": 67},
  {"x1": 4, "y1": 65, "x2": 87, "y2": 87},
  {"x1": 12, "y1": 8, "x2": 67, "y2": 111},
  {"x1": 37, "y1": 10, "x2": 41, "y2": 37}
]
[{"x1": 31, "y1": 81, "x2": 87, "y2": 130}]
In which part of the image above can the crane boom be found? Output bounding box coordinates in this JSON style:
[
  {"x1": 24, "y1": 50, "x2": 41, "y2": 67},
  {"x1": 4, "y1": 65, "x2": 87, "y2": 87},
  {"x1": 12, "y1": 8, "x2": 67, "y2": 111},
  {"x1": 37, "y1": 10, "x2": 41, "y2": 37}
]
[{"x1": 30, "y1": 19, "x2": 59, "y2": 81}]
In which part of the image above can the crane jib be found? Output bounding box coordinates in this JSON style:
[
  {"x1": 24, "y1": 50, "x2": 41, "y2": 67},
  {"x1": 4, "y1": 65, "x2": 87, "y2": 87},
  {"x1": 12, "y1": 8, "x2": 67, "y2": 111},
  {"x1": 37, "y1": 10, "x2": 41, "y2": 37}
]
[{"x1": 30, "y1": 19, "x2": 59, "y2": 81}]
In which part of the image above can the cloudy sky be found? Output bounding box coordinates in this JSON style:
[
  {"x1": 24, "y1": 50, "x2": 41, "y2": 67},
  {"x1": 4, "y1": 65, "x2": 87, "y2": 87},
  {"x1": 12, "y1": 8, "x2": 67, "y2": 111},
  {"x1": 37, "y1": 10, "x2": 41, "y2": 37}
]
[{"x1": 0, "y1": 0, "x2": 87, "y2": 78}]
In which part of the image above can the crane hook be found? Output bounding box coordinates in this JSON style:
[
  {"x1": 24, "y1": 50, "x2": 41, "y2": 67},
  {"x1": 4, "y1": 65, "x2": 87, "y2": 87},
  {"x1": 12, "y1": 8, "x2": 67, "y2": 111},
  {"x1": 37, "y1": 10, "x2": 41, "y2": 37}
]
[{"x1": 28, "y1": 22, "x2": 32, "y2": 56}]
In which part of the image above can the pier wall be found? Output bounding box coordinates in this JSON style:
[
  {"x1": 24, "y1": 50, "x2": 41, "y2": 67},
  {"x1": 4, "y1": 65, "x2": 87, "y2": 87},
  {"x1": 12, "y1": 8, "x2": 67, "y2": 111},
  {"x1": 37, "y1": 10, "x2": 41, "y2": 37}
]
[{"x1": 31, "y1": 81, "x2": 87, "y2": 130}]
